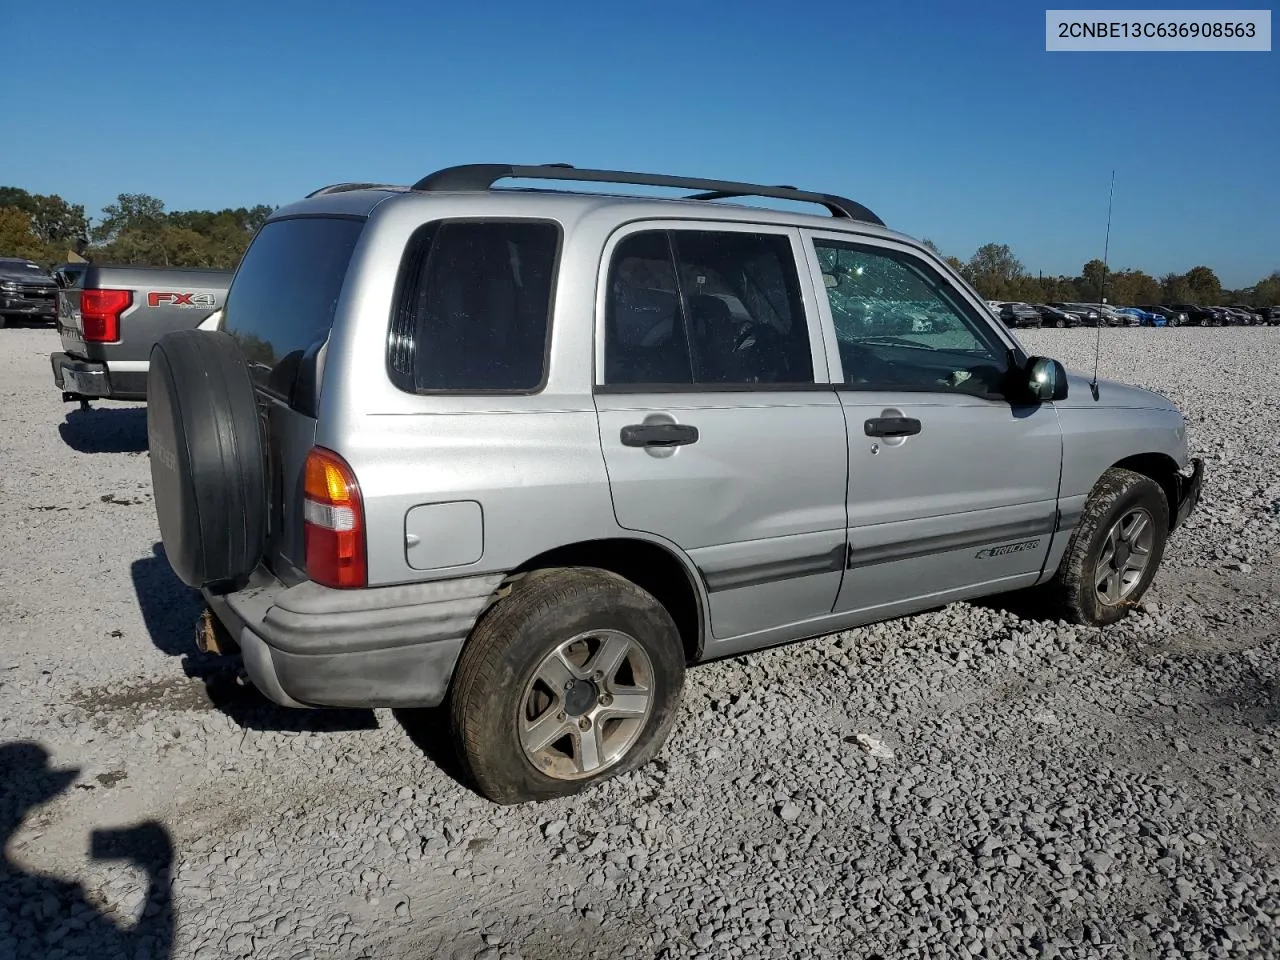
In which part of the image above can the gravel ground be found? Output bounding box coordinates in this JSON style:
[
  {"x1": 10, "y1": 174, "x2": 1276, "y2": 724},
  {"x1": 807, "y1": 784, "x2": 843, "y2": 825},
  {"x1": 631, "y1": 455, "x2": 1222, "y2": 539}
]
[{"x1": 1, "y1": 324, "x2": 1278, "y2": 960}]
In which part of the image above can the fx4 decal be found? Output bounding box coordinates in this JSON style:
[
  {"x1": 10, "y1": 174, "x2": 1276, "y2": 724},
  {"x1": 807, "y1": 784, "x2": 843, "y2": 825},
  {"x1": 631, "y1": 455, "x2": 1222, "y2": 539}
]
[
  {"x1": 976, "y1": 538, "x2": 1041, "y2": 559},
  {"x1": 148, "y1": 292, "x2": 219, "y2": 308}
]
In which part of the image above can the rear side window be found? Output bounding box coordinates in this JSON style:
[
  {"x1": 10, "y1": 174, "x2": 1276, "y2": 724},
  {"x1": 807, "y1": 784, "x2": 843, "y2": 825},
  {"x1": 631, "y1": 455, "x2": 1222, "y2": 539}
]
[
  {"x1": 604, "y1": 228, "x2": 814, "y2": 388},
  {"x1": 222, "y1": 216, "x2": 365, "y2": 403},
  {"x1": 388, "y1": 220, "x2": 560, "y2": 393}
]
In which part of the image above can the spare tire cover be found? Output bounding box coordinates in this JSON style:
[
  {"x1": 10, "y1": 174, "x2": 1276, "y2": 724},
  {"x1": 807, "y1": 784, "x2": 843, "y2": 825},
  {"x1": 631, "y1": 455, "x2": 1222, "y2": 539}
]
[{"x1": 147, "y1": 329, "x2": 267, "y2": 591}]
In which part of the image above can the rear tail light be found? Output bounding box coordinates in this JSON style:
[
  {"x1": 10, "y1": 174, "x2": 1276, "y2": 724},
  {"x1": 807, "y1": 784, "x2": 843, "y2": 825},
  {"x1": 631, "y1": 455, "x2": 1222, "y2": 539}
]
[
  {"x1": 303, "y1": 447, "x2": 367, "y2": 589},
  {"x1": 81, "y1": 288, "x2": 132, "y2": 342}
]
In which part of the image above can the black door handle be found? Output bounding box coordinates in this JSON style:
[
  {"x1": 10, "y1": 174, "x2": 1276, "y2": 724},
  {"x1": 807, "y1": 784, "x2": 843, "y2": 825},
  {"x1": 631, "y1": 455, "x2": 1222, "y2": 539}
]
[
  {"x1": 621, "y1": 423, "x2": 700, "y2": 447},
  {"x1": 864, "y1": 416, "x2": 921, "y2": 438}
]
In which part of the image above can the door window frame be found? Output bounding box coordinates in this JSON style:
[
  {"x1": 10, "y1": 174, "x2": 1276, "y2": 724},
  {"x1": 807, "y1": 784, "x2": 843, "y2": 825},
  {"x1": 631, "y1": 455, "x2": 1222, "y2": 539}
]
[
  {"x1": 593, "y1": 220, "x2": 837, "y2": 394},
  {"x1": 798, "y1": 229, "x2": 1028, "y2": 395}
]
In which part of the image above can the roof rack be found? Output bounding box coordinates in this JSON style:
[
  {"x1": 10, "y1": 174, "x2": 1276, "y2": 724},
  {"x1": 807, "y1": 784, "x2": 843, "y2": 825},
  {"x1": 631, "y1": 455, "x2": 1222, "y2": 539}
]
[
  {"x1": 305, "y1": 182, "x2": 400, "y2": 198},
  {"x1": 409, "y1": 163, "x2": 884, "y2": 226}
]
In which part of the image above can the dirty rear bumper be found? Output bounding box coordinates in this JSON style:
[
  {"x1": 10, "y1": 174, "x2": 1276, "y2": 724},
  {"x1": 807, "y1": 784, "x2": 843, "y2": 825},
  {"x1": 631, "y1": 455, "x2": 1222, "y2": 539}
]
[
  {"x1": 1171, "y1": 458, "x2": 1205, "y2": 531},
  {"x1": 203, "y1": 566, "x2": 505, "y2": 709}
]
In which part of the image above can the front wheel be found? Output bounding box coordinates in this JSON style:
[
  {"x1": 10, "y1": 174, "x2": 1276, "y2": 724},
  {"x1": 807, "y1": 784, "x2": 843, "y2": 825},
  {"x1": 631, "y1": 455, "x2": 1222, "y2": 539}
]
[
  {"x1": 448, "y1": 567, "x2": 687, "y2": 804},
  {"x1": 1044, "y1": 467, "x2": 1169, "y2": 626}
]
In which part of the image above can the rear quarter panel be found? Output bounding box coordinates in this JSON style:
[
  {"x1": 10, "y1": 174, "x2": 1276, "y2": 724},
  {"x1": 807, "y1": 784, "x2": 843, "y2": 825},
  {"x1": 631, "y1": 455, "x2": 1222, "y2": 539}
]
[{"x1": 314, "y1": 196, "x2": 629, "y2": 588}]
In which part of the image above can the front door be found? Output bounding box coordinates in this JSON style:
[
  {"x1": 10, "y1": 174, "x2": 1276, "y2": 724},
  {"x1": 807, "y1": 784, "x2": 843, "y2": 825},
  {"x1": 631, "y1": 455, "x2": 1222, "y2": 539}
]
[
  {"x1": 593, "y1": 223, "x2": 848, "y2": 641},
  {"x1": 802, "y1": 232, "x2": 1064, "y2": 616}
]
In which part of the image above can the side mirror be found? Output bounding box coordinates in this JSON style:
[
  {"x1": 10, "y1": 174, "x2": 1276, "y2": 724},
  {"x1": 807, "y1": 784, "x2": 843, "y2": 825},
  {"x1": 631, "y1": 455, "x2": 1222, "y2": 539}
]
[{"x1": 1026, "y1": 356, "x2": 1068, "y2": 402}]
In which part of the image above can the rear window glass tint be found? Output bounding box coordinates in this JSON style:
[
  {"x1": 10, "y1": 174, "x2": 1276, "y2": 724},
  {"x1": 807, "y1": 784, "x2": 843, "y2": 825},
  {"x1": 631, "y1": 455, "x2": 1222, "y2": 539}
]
[
  {"x1": 221, "y1": 216, "x2": 365, "y2": 401},
  {"x1": 388, "y1": 220, "x2": 559, "y2": 393}
]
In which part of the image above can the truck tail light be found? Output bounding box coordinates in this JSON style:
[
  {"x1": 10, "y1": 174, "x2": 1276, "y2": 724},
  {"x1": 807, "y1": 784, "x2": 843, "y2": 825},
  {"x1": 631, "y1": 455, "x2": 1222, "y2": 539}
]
[
  {"x1": 81, "y1": 289, "x2": 132, "y2": 342},
  {"x1": 304, "y1": 447, "x2": 367, "y2": 589}
]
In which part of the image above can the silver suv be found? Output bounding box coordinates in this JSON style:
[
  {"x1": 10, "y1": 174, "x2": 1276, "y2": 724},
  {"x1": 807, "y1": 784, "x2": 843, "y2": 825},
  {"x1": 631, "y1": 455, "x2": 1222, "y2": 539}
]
[{"x1": 146, "y1": 164, "x2": 1204, "y2": 805}]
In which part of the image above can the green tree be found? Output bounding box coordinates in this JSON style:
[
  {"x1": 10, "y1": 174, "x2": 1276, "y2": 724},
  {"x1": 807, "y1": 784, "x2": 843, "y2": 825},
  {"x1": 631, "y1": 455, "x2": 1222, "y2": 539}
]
[
  {"x1": 91, "y1": 193, "x2": 167, "y2": 245},
  {"x1": 1160, "y1": 272, "x2": 1192, "y2": 303},
  {"x1": 1078, "y1": 259, "x2": 1109, "y2": 301},
  {"x1": 0, "y1": 207, "x2": 52, "y2": 261},
  {"x1": 965, "y1": 243, "x2": 1025, "y2": 299},
  {"x1": 1108, "y1": 269, "x2": 1161, "y2": 305},
  {"x1": 1248, "y1": 271, "x2": 1280, "y2": 306},
  {"x1": 0, "y1": 188, "x2": 88, "y2": 248},
  {"x1": 1184, "y1": 265, "x2": 1222, "y2": 304}
]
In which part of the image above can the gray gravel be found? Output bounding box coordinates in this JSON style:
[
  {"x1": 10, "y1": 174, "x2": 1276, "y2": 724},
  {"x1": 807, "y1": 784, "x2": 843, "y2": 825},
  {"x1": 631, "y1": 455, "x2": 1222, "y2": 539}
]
[{"x1": 2, "y1": 325, "x2": 1278, "y2": 959}]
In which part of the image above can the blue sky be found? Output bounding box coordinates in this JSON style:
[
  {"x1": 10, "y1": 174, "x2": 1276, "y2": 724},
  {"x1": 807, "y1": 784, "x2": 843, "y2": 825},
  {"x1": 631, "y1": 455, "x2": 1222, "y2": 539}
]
[{"x1": 7, "y1": 0, "x2": 1278, "y2": 286}]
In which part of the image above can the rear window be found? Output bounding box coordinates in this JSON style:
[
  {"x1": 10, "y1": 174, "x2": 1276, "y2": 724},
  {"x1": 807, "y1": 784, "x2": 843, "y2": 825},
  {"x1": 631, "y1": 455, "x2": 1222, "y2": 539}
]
[
  {"x1": 222, "y1": 216, "x2": 365, "y2": 402},
  {"x1": 387, "y1": 219, "x2": 560, "y2": 393}
]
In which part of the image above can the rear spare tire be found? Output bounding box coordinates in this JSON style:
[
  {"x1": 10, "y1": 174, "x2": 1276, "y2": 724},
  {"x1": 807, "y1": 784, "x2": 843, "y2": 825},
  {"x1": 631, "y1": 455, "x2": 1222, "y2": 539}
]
[{"x1": 147, "y1": 329, "x2": 266, "y2": 592}]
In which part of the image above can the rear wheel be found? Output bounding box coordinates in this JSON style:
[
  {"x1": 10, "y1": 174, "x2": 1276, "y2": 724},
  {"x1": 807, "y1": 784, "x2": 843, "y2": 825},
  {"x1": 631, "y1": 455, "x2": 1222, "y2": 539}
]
[
  {"x1": 1043, "y1": 467, "x2": 1169, "y2": 626},
  {"x1": 449, "y1": 567, "x2": 686, "y2": 804}
]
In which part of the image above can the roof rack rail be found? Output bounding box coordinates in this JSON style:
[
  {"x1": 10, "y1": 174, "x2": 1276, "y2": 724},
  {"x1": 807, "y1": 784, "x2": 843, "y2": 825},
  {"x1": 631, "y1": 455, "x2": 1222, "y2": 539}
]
[
  {"x1": 410, "y1": 164, "x2": 884, "y2": 226},
  {"x1": 305, "y1": 182, "x2": 400, "y2": 198}
]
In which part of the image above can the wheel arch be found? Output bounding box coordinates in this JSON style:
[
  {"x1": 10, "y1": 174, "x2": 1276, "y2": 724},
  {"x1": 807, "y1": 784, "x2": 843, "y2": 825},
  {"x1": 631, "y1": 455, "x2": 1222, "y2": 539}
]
[
  {"x1": 1109, "y1": 452, "x2": 1180, "y2": 520},
  {"x1": 504, "y1": 537, "x2": 707, "y2": 663}
]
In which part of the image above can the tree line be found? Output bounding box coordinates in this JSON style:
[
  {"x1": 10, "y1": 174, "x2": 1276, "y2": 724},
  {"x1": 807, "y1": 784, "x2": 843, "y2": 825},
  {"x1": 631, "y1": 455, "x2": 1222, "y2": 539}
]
[
  {"x1": 1, "y1": 185, "x2": 1276, "y2": 305},
  {"x1": 0, "y1": 187, "x2": 271, "y2": 271},
  {"x1": 924, "y1": 239, "x2": 1279, "y2": 308}
]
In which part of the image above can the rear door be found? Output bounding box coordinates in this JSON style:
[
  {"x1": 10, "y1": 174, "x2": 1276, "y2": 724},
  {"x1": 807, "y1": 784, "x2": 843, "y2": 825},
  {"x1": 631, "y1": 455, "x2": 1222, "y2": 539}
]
[
  {"x1": 593, "y1": 222, "x2": 849, "y2": 642},
  {"x1": 801, "y1": 231, "x2": 1064, "y2": 617}
]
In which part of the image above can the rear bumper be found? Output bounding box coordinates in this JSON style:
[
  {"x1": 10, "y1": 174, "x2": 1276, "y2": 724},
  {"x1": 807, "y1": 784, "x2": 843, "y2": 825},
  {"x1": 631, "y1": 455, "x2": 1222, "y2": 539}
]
[
  {"x1": 204, "y1": 566, "x2": 506, "y2": 709},
  {"x1": 50, "y1": 352, "x2": 148, "y2": 401},
  {"x1": 1171, "y1": 458, "x2": 1205, "y2": 531}
]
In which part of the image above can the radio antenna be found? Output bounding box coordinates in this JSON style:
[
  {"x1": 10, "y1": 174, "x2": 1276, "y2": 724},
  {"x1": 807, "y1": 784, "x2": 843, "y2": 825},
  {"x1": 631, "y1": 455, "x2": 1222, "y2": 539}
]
[{"x1": 1090, "y1": 169, "x2": 1116, "y2": 401}]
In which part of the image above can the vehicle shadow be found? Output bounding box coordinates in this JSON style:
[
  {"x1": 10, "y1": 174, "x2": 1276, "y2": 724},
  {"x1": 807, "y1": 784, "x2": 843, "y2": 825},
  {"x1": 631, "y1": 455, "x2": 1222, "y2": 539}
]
[
  {"x1": 130, "y1": 543, "x2": 377, "y2": 735},
  {"x1": 0, "y1": 741, "x2": 174, "y2": 960},
  {"x1": 393, "y1": 708, "x2": 468, "y2": 786},
  {"x1": 968, "y1": 584, "x2": 1065, "y2": 623},
  {"x1": 57, "y1": 406, "x2": 149, "y2": 455}
]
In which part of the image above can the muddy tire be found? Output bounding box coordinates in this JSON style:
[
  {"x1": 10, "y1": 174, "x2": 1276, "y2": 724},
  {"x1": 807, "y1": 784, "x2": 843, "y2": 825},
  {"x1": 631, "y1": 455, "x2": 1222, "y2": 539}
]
[
  {"x1": 449, "y1": 567, "x2": 686, "y2": 805},
  {"x1": 1045, "y1": 467, "x2": 1169, "y2": 626}
]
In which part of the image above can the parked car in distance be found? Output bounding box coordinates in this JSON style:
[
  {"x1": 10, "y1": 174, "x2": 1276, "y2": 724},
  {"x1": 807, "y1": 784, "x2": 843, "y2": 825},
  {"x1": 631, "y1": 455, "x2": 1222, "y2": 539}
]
[
  {"x1": 1088, "y1": 303, "x2": 1136, "y2": 326},
  {"x1": 1257, "y1": 306, "x2": 1280, "y2": 325},
  {"x1": 1228, "y1": 304, "x2": 1262, "y2": 324},
  {"x1": 144, "y1": 163, "x2": 1205, "y2": 805},
  {"x1": 50, "y1": 263, "x2": 231, "y2": 406},
  {"x1": 1137, "y1": 305, "x2": 1186, "y2": 326},
  {"x1": 1033, "y1": 304, "x2": 1080, "y2": 328},
  {"x1": 0, "y1": 258, "x2": 58, "y2": 328},
  {"x1": 999, "y1": 301, "x2": 1043, "y2": 328},
  {"x1": 1204, "y1": 306, "x2": 1233, "y2": 325},
  {"x1": 1167, "y1": 303, "x2": 1216, "y2": 326},
  {"x1": 1117, "y1": 307, "x2": 1166, "y2": 327},
  {"x1": 1049, "y1": 302, "x2": 1101, "y2": 326},
  {"x1": 1217, "y1": 306, "x2": 1255, "y2": 325}
]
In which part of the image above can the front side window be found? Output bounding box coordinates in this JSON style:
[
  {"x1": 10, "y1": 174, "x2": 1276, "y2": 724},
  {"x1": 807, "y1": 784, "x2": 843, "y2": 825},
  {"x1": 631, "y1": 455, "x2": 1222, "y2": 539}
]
[
  {"x1": 389, "y1": 219, "x2": 560, "y2": 393},
  {"x1": 604, "y1": 229, "x2": 814, "y2": 387},
  {"x1": 813, "y1": 239, "x2": 1009, "y2": 397}
]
